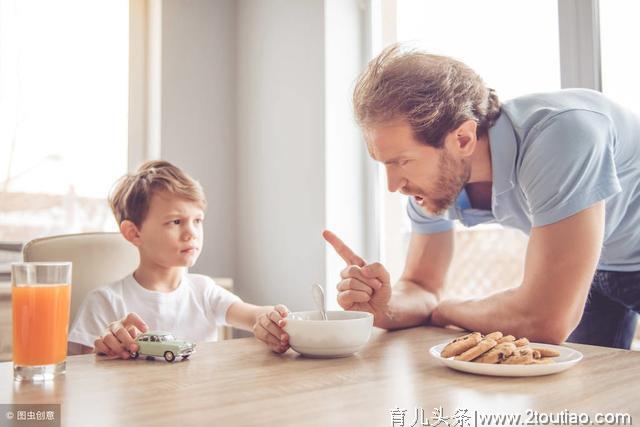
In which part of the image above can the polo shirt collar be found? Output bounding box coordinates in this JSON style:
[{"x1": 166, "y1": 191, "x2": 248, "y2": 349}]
[{"x1": 488, "y1": 112, "x2": 518, "y2": 196}]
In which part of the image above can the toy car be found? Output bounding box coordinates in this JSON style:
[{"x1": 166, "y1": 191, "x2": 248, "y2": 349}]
[{"x1": 131, "y1": 331, "x2": 196, "y2": 362}]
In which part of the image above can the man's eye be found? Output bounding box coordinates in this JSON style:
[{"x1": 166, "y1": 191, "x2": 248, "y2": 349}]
[
  {"x1": 399, "y1": 160, "x2": 409, "y2": 166},
  {"x1": 171, "y1": 219, "x2": 180, "y2": 225}
]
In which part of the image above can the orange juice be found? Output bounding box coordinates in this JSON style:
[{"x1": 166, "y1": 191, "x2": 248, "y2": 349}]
[{"x1": 12, "y1": 284, "x2": 71, "y2": 366}]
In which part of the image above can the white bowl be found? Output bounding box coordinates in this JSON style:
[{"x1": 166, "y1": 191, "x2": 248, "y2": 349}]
[{"x1": 283, "y1": 310, "x2": 374, "y2": 358}]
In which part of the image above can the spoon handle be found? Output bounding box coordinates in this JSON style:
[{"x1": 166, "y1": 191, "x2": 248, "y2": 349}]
[{"x1": 312, "y1": 283, "x2": 328, "y2": 320}]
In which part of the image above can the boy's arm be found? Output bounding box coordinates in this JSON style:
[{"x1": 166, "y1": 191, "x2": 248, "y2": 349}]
[
  {"x1": 225, "y1": 301, "x2": 273, "y2": 331},
  {"x1": 226, "y1": 301, "x2": 290, "y2": 353}
]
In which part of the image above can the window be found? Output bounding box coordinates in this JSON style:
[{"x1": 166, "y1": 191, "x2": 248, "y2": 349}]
[
  {"x1": 0, "y1": 0, "x2": 129, "y2": 245},
  {"x1": 600, "y1": 1, "x2": 640, "y2": 115},
  {"x1": 376, "y1": 0, "x2": 561, "y2": 295}
]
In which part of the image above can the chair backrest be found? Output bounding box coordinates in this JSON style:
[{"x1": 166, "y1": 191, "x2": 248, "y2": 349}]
[{"x1": 22, "y1": 232, "x2": 139, "y2": 324}]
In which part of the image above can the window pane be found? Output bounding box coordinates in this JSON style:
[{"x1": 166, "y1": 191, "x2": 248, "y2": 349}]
[
  {"x1": 381, "y1": 1, "x2": 561, "y2": 289},
  {"x1": 397, "y1": 0, "x2": 560, "y2": 99},
  {"x1": 600, "y1": 1, "x2": 640, "y2": 115},
  {"x1": 0, "y1": 0, "x2": 128, "y2": 242}
]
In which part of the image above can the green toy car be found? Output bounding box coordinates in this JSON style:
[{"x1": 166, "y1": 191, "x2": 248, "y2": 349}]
[{"x1": 131, "y1": 331, "x2": 196, "y2": 362}]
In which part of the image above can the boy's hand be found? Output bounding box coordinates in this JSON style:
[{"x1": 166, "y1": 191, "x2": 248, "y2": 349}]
[
  {"x1": 94, "y1": 312, "x2": 149, "y2": 359},
  {"x1": 253, "y1": 305, "x2": 290, "y2": 354}
]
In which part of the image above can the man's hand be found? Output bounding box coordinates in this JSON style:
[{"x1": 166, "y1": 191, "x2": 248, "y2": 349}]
[
  {"x1": 323, "y1": 230, "x2": 392, "y2": 327},
  {"x1": 94, "y1": 312, "x2": 149, "y2": 359}
]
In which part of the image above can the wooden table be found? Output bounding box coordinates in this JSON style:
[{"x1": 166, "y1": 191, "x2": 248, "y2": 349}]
[{"x1": 1, "y1": 327, "x2": 638, "y2": 427}]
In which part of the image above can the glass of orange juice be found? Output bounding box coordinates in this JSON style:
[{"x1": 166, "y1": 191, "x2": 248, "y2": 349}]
[{"x1": 12, "y1": 262, "x2": 72, "y2": 382}]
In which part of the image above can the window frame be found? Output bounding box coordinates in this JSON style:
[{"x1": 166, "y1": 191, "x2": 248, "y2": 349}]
[{"x1": 367, "y1": 0, "x2": 604, "y2": 278}]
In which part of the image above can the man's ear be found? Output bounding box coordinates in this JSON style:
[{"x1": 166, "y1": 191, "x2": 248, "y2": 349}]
[
  {"x1": 451, "y1": 120, "x2": 478, "y2": 156},
  {"x1": 120, "y1": 220, "x2": 142, "y2": 247}
]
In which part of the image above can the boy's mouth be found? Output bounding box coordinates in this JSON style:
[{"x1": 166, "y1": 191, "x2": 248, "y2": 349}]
[{"x1": 181, "y1": 247, "x2": 199, "y2": 254}]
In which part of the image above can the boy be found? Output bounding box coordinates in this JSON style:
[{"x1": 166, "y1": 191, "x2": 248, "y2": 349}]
[{"x1": 68, "y1": 160, "x2": 290, "y2": 358}]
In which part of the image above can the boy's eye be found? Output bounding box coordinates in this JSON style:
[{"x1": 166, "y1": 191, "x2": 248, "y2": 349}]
[
  {"x1": 171, "y1": 219, "x2": 181, "y2": 225},
  {"x1": 194, "y1": 218, "x2": 203, "y2": 224},
  {"x1": 399, "y1": 159, "x2": 410, "y2": 166}
]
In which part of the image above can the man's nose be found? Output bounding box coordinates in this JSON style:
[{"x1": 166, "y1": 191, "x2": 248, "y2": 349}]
[{"x1": 386, "y1": 167, "x2": 405, "y2": 193}]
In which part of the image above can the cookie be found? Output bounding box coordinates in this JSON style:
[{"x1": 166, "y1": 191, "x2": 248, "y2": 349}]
[
  {"x1": 532, "y1": 347, "x2": 560, "y2": 358},
  {"x1": 473, "y1": 342, "x2": 517, "y2": 364},
  {"x1": 484, "y1": 331, "x2": 503, "y2": 341},
  {"x1": 497, "y1": 335, "x2": 515, "y2": 344},
  {"x1": 454, "y1": 338, "x2": 497, "y2": 362},
  {"x1": 440, "y1": 332, "x2": 482, "y2": 358},
  {"x1": 501, "y1": 347, "x2": 535, "y2": 365},
  {"x1": 514, "y1": 337, "x2": 530, "y2": 347}
]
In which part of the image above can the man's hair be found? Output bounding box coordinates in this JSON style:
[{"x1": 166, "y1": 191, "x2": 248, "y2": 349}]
[
  {"x1": 108, "y1": 160, "x2": 206, "y2": 227},
  {"x1": 353, "y1": 44, "x2": 501, "y2": 148}
]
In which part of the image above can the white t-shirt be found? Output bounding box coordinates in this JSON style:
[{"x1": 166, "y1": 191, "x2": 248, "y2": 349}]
[{"x1": 68, "y1": 273, "x2": 241, "y2": 348}]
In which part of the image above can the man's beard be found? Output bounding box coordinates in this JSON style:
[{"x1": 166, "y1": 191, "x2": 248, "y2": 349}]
[{"x1": 424, "y1": 149, "x2": 471, "y2": 216}]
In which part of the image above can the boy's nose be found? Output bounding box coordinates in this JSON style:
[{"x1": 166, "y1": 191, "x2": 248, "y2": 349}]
[{"x1": 182, "y1": 226, "x2": 198, "y2": 240}]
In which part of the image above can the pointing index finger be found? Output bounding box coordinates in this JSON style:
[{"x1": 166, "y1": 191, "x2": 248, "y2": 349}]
[{"x1": 322, "y1": 230, "x2": 366, "y2": 267}]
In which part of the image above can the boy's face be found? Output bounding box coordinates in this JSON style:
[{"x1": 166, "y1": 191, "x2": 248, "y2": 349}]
[{"x1": 128, "y1": 191, "x2": 205, "y2": 268}]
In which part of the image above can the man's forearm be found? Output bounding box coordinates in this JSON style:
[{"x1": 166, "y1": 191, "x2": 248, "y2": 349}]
[
  {"x1": 432, "y1": 288, "x2": 546, "y2": 340},
  {"x1": 377, "y1": 280, "x2": 440, "y2": 330}
]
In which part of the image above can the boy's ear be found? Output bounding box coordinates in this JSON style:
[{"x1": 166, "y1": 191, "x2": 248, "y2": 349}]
[{"x1": 120, "y1": 220, "x2": 142, "y2": 247}]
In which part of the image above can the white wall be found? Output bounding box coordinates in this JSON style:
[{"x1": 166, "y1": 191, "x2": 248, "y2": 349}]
[
  {"x1": 324, "y1": 0, "x2": 371, "y2": 308},
  {"x1": 160, "y1": 0, "x2": 237, "y2": 279},
  {"x1": 157, "y1": 0, "x2": 368, "y2": 315},
  {"x1": 236, "y1": 0, "x2": 327, "y2": 310}
]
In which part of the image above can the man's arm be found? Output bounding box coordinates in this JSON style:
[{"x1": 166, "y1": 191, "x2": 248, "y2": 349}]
[
  {"x1": 431, "y1": 201, "x2": 604, "y2": 343},
  {"x1": 380, "y1": 229, "x2": 454, "y2": 329},
  {"x1": 324, "y1": 228, "x2": 454, "y2": 330}
]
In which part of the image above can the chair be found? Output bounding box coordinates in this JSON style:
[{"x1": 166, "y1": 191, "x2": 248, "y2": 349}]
[
  {"x1": 22, "y1": 232, "x2": 140, "y2": 327},
  {"x1": 22, "y1": 232, "x2": 235, "y2": 351}
]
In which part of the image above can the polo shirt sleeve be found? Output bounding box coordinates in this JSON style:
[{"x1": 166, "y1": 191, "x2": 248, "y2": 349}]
[
  {"x1": 518, "y1": 109, "x2": 622, "y2": 227},
  {"x1": 407, "y1": 195, "x2": 455, "y2": 234}
]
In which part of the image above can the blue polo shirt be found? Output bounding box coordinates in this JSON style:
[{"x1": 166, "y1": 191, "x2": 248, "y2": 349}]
[{"x1": 408, "y1": 89, "x2": 640, "y2": 271}]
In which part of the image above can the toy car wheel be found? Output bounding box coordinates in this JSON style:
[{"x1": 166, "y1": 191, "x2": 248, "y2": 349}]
[
  {"x1": 182, "y1": 355, "x2": 190, "y2": 360},
  {"x1": 131, "y1": 351, "x2": 139, "y2": 359},
  {"x1": 164, "y1": 351, "x2": 175, "y2": 362}
]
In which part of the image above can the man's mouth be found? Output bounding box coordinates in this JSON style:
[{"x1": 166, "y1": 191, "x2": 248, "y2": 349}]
[{"x1": 414, "y1": 195, "x2": 424, "y2": 206}]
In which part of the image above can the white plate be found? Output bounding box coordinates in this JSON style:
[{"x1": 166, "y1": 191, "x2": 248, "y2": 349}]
[{"x1": 429, "y1": 342, "x2": 583, "y2": 377}]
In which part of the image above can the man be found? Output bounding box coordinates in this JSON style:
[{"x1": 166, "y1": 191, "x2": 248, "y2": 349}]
[{"x1": 324, "y1": 45, "x2": 640, "y2": 349}]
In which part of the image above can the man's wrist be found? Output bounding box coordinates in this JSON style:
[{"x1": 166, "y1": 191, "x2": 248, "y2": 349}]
[{"x1": 373, "y1": 309, "x2": 393, "y2": 329}]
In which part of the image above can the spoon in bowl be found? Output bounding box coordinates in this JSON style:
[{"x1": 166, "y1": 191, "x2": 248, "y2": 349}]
[{"x1": 312, "y1": 283, "x2": 328, "y2": 320}]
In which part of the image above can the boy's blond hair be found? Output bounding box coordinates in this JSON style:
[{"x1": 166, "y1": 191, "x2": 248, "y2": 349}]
[{"x1": 108, "y1": 160, "x2": 206, "y2": 227}]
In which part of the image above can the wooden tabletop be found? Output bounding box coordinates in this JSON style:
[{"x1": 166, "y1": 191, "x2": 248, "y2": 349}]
[{"x1": 1, "y1": 326, "x2": 638, "y2": 427}]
